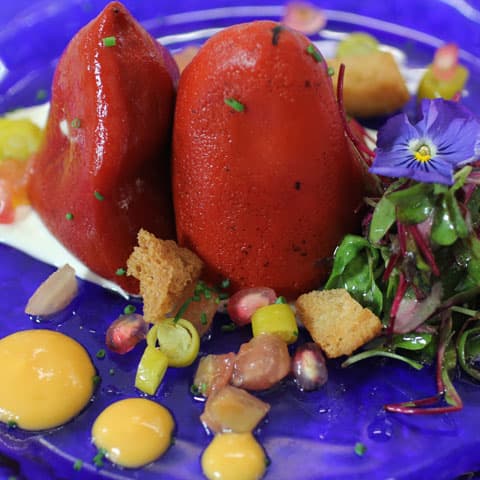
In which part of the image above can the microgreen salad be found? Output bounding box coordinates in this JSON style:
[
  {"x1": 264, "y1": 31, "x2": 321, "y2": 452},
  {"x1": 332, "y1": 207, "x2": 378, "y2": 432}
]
[{"x1": 327, "y1": 96, "x2": 480, "y2": 414}]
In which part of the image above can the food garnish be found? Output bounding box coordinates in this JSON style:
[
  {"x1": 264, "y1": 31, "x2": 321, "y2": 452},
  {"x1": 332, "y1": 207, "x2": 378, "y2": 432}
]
[
  {"x1": 326, "y1": 97, "x2": 480, "y2": 413},
  {"x1": 24, "y1": 264, "x2": 78, "y2": 317},
  {"x1": 418, "y1": 43, "x2": 469, "y2": 101}
]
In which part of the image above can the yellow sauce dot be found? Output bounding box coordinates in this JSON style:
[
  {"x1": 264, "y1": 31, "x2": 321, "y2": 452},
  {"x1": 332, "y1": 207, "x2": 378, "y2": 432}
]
[
  {"x1": 0, "y1": 329, "x2": 95, "y2": 430},
  {"x1": 92, "y1": 398, "x2": 174, "y2": 468},
  {"x1": 202, "y1": 432, "x2": 267, "y2": 480}
]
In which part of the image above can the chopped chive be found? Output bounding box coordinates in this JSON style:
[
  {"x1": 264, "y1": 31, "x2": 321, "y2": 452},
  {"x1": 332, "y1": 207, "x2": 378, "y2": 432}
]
[
  {"x1": 102, "y1": 36, "x2": 116, "y2": 47},
  {"x1": 224, "y1": 97, "x2": 245, "y2": 112},
  {"x1": 93, "y1": 448, "x2": 107, "y2": 468},
  {"x1": 174, "y1": 297, "x2": 192, "y2": 323},
  {"x1": 220, "y1": 278, "x2": 230, "y2": 289},
  {"x1": 73, "y1": 459, "x2": 83, "y2": 471},
  {"x1": 293, "y1": 330, "x2": 299, "y2": 337},
  {"x1": 96, "y1": 349, "x2": 106, "y2": 359},
  {"x1": 7, "y1": 420, "x2": 17, "y2": 429},
  {"x1": 200, "y1": 312, "x2": 208, "y2": 325},
  {"x1": 327, "y1": 66, "x2": 335, "y2": 76},
  {"x1": 92, "y1": 375, "x2": 101, "y2": 387},
  {"x1": 218, "y1": 292, "x2": 229, "y2": 301},
  {"x1": 123, "y1": 304, "x2": 136, "y2": 315},
  {"x1": 306, "y1": 44, "x2": 323, "y2": 63},
  {"x1": 190, "y1": 384, "x2": 200, "y2": 395},
  {"x1": 36, "y1": 89, "x2": 47, "y2": 101},
  {"x1": 275, "y1": 296, "x2": 287, "y2": 304},
  {"x1": 204, "y1": 289, "x2": 212, "y2": 300},
  {"x1": 109, "y1": 368, "x2": 115, "y2": 376},
  {"x1": 116, "y1": 267, "x2": 126, "y2": 276},
  {"x1": 65, "y1": 212, "x2": 74, "y2": 221},
  {"x1": 94, "y1": 191, "x2": 104, "y2": 201},
  {"x1": 71, "y1": 118, "x2": 81, "y2": 128},
  {"x1": 221, "y1": 322, "x2": 236, "y2": 332},
  {"x1": 192, "y1": 294, "x2": 201, "y2": 302},
  {"x1": 354, "y1": 442, "x2": 367, "y2": 456},
  {"x1": 271, "y1": 25, "x2": 284, "y2": 46}
]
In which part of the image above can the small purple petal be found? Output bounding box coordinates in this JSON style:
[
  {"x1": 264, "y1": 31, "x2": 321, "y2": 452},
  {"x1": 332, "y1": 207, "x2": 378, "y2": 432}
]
[
  {"x1": 370, "y1": 149, "x2": 455, "y2": 185},
  {"x1": 376, "y1": 112, "x2": 418, "y2": 152}
]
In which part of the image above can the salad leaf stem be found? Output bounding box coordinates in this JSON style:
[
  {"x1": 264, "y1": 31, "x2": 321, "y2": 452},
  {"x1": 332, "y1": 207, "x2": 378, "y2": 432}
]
[
  {"x1": 407, "y1": 224, "x2": 440, "y2": 276},
  {"x1": 388, "y1": 272, "x2": 407, "y2": 334},
  {"x1": 341, "y1": 348, "x2": 423, "y2": 370}
]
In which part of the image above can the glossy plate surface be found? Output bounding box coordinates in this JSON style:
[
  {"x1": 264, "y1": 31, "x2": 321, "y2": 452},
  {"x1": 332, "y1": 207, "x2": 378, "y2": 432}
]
[{"x1": 1, "y1": 1, "x2": 480, "y2": 479}]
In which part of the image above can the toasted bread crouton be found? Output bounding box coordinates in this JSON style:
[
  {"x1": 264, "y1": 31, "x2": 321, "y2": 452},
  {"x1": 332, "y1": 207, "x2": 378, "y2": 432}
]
[
  {"x1": 328, "y1": 51, "x2": 410, "y2": 118},
  {"x1": 295, "y1": 289, "x2": 382, "y2": 358},
  {"x1": 127, "y1": 229, "x2": 203, "y2": 322}
]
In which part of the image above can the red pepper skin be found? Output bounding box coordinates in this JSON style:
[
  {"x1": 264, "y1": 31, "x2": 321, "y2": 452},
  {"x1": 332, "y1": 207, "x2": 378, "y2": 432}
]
[
  {"x1": 173, "y1": 21, "x2": 365, "y2": 298},
  {"x1": 28, "y1": 2, "x2": 177, "y2": 293}
]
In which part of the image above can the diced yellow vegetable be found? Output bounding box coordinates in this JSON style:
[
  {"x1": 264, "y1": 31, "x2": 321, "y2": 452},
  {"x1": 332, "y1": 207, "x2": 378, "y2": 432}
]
[
  {"x1": 135, "y1": 345, "x2": 169, "y2": 395},
  {"x1": 156, "y1": 318, "x2": 200, "y2": 367},
  {"x1": 0, "y1": 118, "x2": 43, "y2": 163},
  {"x1": 417, "y1": 65, "x2": 468, "y2": 101},
  {"x1": 251, "y1": 303, "x2": 298, "y2": 344},
  {"x1": 336, "y1": 32, "x2": 379, "y2": 58}
]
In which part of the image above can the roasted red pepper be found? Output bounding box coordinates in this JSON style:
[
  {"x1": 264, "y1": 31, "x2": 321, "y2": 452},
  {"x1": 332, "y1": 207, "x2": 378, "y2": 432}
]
[
  {"x1": 28, "y1": 2, "x2": 177, "y2": 293},
  {"x1": 173, "y1": 21, "x2": 365, "y2": 298}
]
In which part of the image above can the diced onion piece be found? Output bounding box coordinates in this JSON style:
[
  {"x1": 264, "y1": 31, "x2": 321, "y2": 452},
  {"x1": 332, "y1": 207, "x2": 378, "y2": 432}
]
[
  {"x1": 200, "y1": 385, "x2": 270, "y2": 434},
  {"x1": 25, "y1": 264, "x2": 78, "y2": 316},
  {"x1": 193, "y1": 353, "x2": 236, "y2": 398},
  {"x1": 156, "y1": 318, "x2": 200, "y2": 367},
  {"x1": 336, "y1": 32, "x2": 379, "y2": 58},
  {"x1": 135, "y1": 345, "x2": 169, "y2": 395},
  {"x1": 251, "y1": 303, "x2": 299, "y2": 344},
  {"x1": 282, "y1": 2, "x2": 326, "y2": 35}
]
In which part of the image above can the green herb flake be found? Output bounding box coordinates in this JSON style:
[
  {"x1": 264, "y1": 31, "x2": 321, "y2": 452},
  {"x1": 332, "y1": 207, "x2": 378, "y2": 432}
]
[
  {"x1": 71, "y1": 118, "x2": 81, "y2": 128},
  {"x1": 96, "y1": 349, "x2": 106, "y2": 359},
  {"x1": 6, "y1": 420, "x2": 17, "y2": 429},
  {"x1": 65, "y1": 212, "x2": 74, "y2": 221},
  {"x1": 218, "y1": 292, "x2": 230, "y2": 301},
  {"x1": 93, "y1": 448, "x2": 107, "y2": 468},
  {"x1": 94, "y1": 191, "x2": 104, "y2": 201},
  {"x1": 354, "y1": 442, "x2": 367, "y2": 456},
  {"x1": 275, "y1": 296, "x2": 287, "y2": 304},
  {"x1": 293, "y1": 330, "x2": 299, "y2": 337},
  {"x1": 327, "y1": 66, "x2": 335, "y2": 77},
  {"x1": 220, "y1": 278, "x2": 230, "y2": 289},
  {"x1": 36, "y1": 89, "x2": 48, "y2": 101},
  {"x1": 306, "y1": 43, "x2": 323, "y2": 63},
  {"x1": 102, "y1": 36, "x2": 116, "y2": 47},
  {"x1": 221, "y1": 322, "x2": 236, "y2": 333},
  {"x1": 115, "y1": 267, "x2": 126, "y2": 276},
  {"x1": 73, "y1": 459, "x2": 83, "y2": 471},
  {"x1": 224, "y1": 97, "x2": 245, "y2": 112},
  {"x1": 271, "y1": 25, "x2": 284, "y2": 46},
  {"x1": 123, "y1": 304, "x2": 136, "y2": 315},
  {"x1": 192, "y1": 294, "x2": 201, "y2": 302},
  {"x1": 174, "y1": 297, "x2": 192, "y2": 323},
  {"x1": 92, "y1": 375, "x2": 101, "y2": 387},
  {"x1": 200, "y1": 312, "x2": 208, "y2": 325}
]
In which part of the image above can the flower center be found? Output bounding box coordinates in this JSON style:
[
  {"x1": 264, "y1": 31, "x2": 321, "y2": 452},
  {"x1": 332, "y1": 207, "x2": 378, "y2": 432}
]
[{"x1": 414, "y1": 144, "x2": 432, "y2": 163}]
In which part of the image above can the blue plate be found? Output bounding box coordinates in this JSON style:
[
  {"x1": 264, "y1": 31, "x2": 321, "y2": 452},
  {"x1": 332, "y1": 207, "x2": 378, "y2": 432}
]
[{"x1": 1, "y1": 1, "x2": 480, "y2": 479}]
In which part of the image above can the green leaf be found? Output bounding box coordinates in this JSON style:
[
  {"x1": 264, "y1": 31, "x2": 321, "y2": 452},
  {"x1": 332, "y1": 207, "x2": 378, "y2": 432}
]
[
  {"x1": 387, "y1": 182, "x2": 434, "y2": 224},
  {"x1": 392, "y1": 333, "x2": 433, "y2": 351},
  {"x1": 457, "y1": 326, "x2": 480, "y2": 381},
  {"x1": 324, "y1": 235, "x2": 383, "y2": 315},
  {"x1": 431, "y1": 196, "x2": 457, "y2": 246},
  {"x1": 446, "y1": 191, "x2": 468, "y2": 239},
  {"x1": 369, "y1": 195, "x2": 396, "y2": 243}
]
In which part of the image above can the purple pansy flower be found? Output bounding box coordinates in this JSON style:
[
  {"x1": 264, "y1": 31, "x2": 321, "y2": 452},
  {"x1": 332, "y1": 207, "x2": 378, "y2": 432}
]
[{"x1": 369, "y1": 99, "x2": 480, "y2": 185}]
